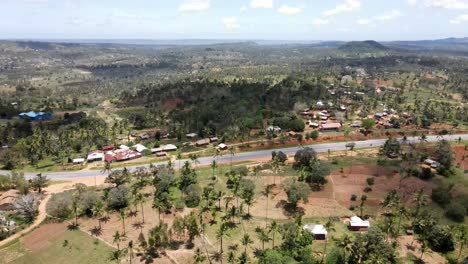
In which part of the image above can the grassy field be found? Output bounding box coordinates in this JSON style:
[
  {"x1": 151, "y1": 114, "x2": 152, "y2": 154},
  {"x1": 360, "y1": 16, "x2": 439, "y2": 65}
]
[{"x1": 0, "y1": 229, "x2": 115, "y2": 264}]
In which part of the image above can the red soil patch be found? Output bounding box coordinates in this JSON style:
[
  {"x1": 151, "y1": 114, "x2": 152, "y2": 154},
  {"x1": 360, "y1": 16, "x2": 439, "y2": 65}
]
[
  {"x1": 162, "y1": 98, "x2": 183, "y2": 110},
  {"x1": 453, "y1": 145, "x2": 468, "y2": 170},
  {"x1": 21, "y1": 222, "x2": 67, "y2": 252},
  {"x1": 330, "y1": 165, "x2": 433, "y2": 210}
]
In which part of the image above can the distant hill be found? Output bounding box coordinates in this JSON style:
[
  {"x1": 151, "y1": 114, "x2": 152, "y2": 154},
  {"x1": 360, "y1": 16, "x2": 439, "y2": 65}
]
[{"x1": 339, "y1": 40, "x2": 390, "y2": 52}]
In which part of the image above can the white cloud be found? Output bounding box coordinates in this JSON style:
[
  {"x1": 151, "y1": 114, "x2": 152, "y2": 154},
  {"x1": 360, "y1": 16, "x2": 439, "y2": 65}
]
[
  {"x1": 313, "y1": 18, "x2": 329, "y2": 25},
  {"x1": 323, "y1": 0, "x2": 361, "y2": 17},
  {"x1": 375, "y1": 9, "x2": 402, "y2": 21},
  {"x1": 250, "y1": 0, "x2": 273, "y2": 9},
  {"x1": 357, "y1": 9, "x2": 402, "y2": 25},
  {"x1": 357, "y1": 18, "x2": 371, "y2": 25},
  {"x1": 450, "y1": 14, "x2": 468, "y2": 23},
  {"x1": 178, "y1": 0, "x2": 210, "y2": 12},
  {"x1": 240, "y1": 6, "x2": 247, "y2": 13},
  {"x1": 425, "y1": 0, "x2": 468, "y2": 9},
  {"x1": 407, "y1": 0, "x2": 418, "y2": 6},
  {"x1": 222, "y1": 17, "x2": 240, "y2": 30},
  {"x1": 277, "y1": 5, "x2": 303, "y2": 15}
]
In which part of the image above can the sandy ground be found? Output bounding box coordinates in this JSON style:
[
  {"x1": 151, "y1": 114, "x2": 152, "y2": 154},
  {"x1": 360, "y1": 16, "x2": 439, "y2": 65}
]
[
  {"x1": 0, "y1": 177, "x2": 108, "y2": 247},
  {"x1": 397, "y1": 236, "x2": 448, "y2": 264}
]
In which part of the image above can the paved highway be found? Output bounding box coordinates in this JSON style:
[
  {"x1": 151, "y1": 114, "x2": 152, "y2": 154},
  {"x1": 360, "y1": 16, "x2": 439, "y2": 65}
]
[{"x1": 2, "y1": 134, "x2": 467, "y2": 180}]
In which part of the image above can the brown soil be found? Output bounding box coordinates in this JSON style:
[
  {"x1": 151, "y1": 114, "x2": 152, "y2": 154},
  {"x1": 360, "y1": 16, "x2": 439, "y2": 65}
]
[
  {"x1": 397, "y1": 236, "x2": 448, "y2": 264},
  {"x1": 453, "y1": 145, "x2": 468, "y2": 170},
  {"x1": 21, "y1": 222, "x2": 67, "y2": 252},
  {"x1": 330, "y1": 165, "x2": 433, "y2": 210}
]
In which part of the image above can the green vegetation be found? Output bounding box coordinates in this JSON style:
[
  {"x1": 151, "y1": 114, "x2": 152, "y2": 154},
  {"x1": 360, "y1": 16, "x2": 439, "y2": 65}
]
[{"x1": 1, "y1": 230, "x2": 114, "y2": 264}]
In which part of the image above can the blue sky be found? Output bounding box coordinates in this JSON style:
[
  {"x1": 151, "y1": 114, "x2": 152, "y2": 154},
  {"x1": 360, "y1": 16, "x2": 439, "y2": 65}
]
[{"x1": 1, "y1": 0, "x2": 468, "y2": 40}]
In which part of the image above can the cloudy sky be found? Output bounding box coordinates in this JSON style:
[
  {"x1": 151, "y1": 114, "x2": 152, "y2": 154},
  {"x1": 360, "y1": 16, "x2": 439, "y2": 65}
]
[{"x1": 1, "y1": 0, "x2": 468, "y2": 40}]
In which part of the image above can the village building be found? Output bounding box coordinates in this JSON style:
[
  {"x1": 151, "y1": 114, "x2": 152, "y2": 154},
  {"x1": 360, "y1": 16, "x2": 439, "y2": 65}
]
[
  {"x1": 303, "y1": 224, "x2": 328, "y2": 240},
  {"x1": 101, "y1": 144, "x2": 115, "y2": 151},
  {"x1": 319, "y1": 123, "x2": 342, "y2": 131},
  {"x1": 351, "y1": 120, "x2": 362, "y2": 128},
  {"x1": 186, "y1": 133, "x2": 198, "y2": 139},
  {"x1": 196, "y1": 139, "x2": 211, "y2": 147},
  {"x1": 266, "y1": 126, "x2": 281, "y2": 133},
  {"x1": 161, "y1": 144, "x2": 178, "y2": 152},
  {"x1": 349, "y1": 216, "x2": 370, "y2": 231},
  {"x1": 87, "y1": 151, "x2": 104, "y2": 162},
  {"x1": 114, "y1": 149, "x2": 142, "y2": 162},
  {"x1": 119, "y1": 145, "x2": 130, "y2": 150},
  {"x1": 218, "y1": 143, "x2": 228, "y2": 150},
  {"x1": 133, "y1": 144, "x2": 148, "y2": 153},
  {"x1": 156, "y1": 152, "x2": 167, "y2": 157},
  {"x1": 308, "y1": 121, "x2": 319, "y2": 128},
  {"x1": 72, "y1": 158, "x2": 85, "y2": 165},
  {"x1": 210, "y1": 137, "x2": 219, "y2": 143},
  {"x1": 18, "y1": 111, "x2": 52, "y2": 121}
]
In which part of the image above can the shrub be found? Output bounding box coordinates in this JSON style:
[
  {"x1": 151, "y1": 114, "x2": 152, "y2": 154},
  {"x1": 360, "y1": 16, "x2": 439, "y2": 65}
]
[
  {"x1": 351, "y1": 194, "x2": 357, "y2": 201},
  {"x1": 47, "y1": 192, "x2": 73, "y2": 219},
  {"x1": 184, "y1": 184, "x2": 201, "y2": 208},
  {"x1": 349, "y1": 205, "x2": 355, "y2": 210},
  {"x1": 423, "y1": 225, "x2": 455, "y2": 252},
  {"x1": 431, "y1": 185, "x2": 452, "y2": 206},
  {"x1": 366, "y1": 177, "x2": 375, "y2": 186},
  {"x1": 419, "y1": 167, "x2": 434, "y2": 180},
  {"x1": 445, "y1": 202, "x2": 466, "y2": 222}
]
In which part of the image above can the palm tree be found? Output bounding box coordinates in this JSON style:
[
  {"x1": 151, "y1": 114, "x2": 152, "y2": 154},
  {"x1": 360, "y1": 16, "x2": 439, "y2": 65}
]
[
  {"x1": 268, "y1": 220, "x2": 280, "y2": 248},
  {"x1": 91, "y1": 200, "x2": 105, "y2": 230},
  {"x1": 211, "y1": 160, "x2": 218, "y2": 181},
  {"x1": 271, "y1": 156, "x2": 283, "y2": 186},
  {"x1": 321, "y1": 219, "x2": 336, "y2": 264},
  {"x1": 255, "y1": 227, "x2": 271, "y2": 251},
  {"x1": 419, "y1": 241, "x2": 431, "y2": 261},
  {"x1": 337, "y1": 234, "x2": 353, "y2": 262},
  {"x1": 263, "y1": 184, "x2": 273, "y2": 226},
  {"x1": 228, "y1": 147, "x2": 235, "y2": 170},
  {"x1": 113, "y1": 231, "x2": 122, "y2": 250},
  {"x1": 190, "y1": 154, "x2": 200, "y2": 169},
  {"x1": 119, "y1": 209, "x2": 127, "y2": 235},
  {"x1": 176, "y1": 151, "x2": 183, "y2": 171},
  {"x1": 216, "y1": 222, "x2": 230, "y2": 255},
  {"x1": 134, "y1": 192, "x2": 146, "y2": 223},
  {"x1": 359, "y1": 195, "x2": 367, "y2": 218},
  {"x1": 194, "y1": 248, "x2": 207, "y2": 263},
  {"x1": 127, "y1": 240, "x2": 134, "y2": 264},
  {"x1": 453, "y1": 225, "x2": 468, "y2": 262},
  {"x1": 240, "y1": 233, "x2": 253, "y2": 254},
  {"x1": 412, "y1": 189, "x2": 427, "y2": 224}
]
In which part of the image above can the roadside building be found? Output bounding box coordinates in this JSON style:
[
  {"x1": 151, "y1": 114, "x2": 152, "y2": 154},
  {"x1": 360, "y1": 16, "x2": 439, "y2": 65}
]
[
  {"x1": 266, "y1": 126, "x2": 281, "y2": 133},
  {"x1": 210, "y1": 137, "x2": 219, "y2": 143},
  {"x1": 196, "y1": 139, "x2": 210, "y2": 147},
  {"x1": 133, "y1": 144, "x2": 148, "y2": 153},
  {"x1": 319, "y1": 123, "x2": 342, "y2": 131},
  {"x1": 101, "y1": 145, "x2": 115, "y2": 151},
  {"x1": 161, "y1": 144, "x2": 178, "y2": 152},
  {"x1": 351, "y1": 120, "x2": 362, "y2": 128},
  {"x1": 186, "y1": 133, "x2": 198, "y2": 139},
  {"x1": 72, "y1": 158, "x2": 85, "y2": 165},
  {"x1": 114, "y1": 149, "x2": 142, "y2": 162},
  {"x1": 87, "y1": 151, "x2": 104, "y2": 162},
  {"x1": 218, "y1": 143, "x2": 228, "y2": 150}
]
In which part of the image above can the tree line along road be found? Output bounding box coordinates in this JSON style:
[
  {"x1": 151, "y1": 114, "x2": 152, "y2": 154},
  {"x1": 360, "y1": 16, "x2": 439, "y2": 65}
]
[{"x1": 1, "y1": 134, "x2": 467, "y2": 180}]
